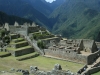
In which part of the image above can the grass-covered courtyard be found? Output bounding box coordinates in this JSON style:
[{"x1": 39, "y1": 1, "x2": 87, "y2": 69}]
[{"x1": 0, "y1": 56, "x2": 84, "y2": 73}]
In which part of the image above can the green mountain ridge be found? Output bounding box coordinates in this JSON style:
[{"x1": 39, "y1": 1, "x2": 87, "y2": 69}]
[
  {"x1": 0, "y1": 11, "x2": 32, "y2": 25},
  {"x1": 50, "y1": 0, "x2": 100, "y2": 41},
  {"x1": 0, "y1": 0, "x2": 50, "y2": 29}
]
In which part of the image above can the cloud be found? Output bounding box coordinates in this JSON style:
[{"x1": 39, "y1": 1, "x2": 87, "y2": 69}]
[{"x1": 45, "y1": 0, "x2": 56, "y2": 3}]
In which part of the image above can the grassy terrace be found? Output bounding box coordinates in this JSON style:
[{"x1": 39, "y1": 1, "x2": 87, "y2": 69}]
[
  {"x1": 16, "y1": 52, "x2": 38, "y2": 59},
  {"x1": 0, "y1": 56, "x2": 84, "y2": 73},
  {"x1": 10, "y1": 41, "x2": 27, "y2": 44},
  {"x1": 10, "y1": 34, "x2": 17, "y2": 36},
  {"x1": 16, "y1": 52, "x2": 39, "y2": 61},
  {"x1": 6, "y1": 46, "x2": 32, "y2": 51},
  {"x1": 12, "y1": 38, "x2": 24, "y2": 42}
]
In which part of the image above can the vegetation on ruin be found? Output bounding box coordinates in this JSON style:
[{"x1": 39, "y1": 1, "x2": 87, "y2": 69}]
[
  {"x1": 2, "y1": 35, "x2": 10, "y2": 44},
  {"x1": 0, "y1": 29, "x2": 6, "y2": 38},
  {"x1": 37, "y1": 40, "x2": 46, "y2": 49},
  {"x1": 32, "y1": 31, "x2": 54, "y2": 40},
  {"x1": 0, "y1": 29, "x2": 10, "y2": 44}
]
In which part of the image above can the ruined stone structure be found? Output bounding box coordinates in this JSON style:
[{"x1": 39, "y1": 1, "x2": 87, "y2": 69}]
[
  {"x1": 1, "y1": 22, "x2": 100, "y2": 74},
  {"x1": 83, "y1": 39, "x2": 98, "y2": 53},
  {"x1": 7, "y1": 34, "x2": 35, "y2": 57},
  {"x1": 30, "y1": 64, "x2": 75, "y2": 75},
  {"x1": 44, "y1": 39, "x2": 99, "y2": 64},
  {"x1": 6, "y1": 22, "x2": 46, "y2": 36}
]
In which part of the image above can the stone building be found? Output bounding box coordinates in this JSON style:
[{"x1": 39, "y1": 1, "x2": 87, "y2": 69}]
[
  {"x1": 83, "y1": 39, "x2": 98, "y2": 53},
  {"x1": 44, "y1": 39, "x2": 99, "y2": 64},
  {"x1": 4, "y1": 22, "x2": 46, "y2": 36}
]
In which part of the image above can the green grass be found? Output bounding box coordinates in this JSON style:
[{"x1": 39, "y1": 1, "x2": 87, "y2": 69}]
[
  {"x1": 0, "y1": 52, "x2": 10, "y2": 55},
  {"x1": 6, "y1": 46, "x2": 32, "y2": 51},
  {"x1": 92, "y1": 71, "x2": 100, "y2": 75},
  {"x1": 0, "y1": 72, "x2": 22, "y2": 75},
  {"x1": 0, "y1": 56, "x2": 84, "y2": 73},
  {"x1": 16, "y1": 52, "x2": 38, "y2": 59},
  {"x1": 10, "y1": 34, "x2": 17, "y2": 36},
  {"x1": 10, "y1": 41, "x2": 27, "y2": 44},
  {"x1": 12, "y1": 38, "x2": 24, "y2": 42}
]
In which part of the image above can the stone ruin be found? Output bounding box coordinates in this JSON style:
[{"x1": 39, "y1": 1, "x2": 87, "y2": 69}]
[
  {"x1": 30, "y1": 64, "x2": 75, "y2": 75},
  {"x1": 14, "y1": 21, "x2": 19, "y2": 27},
  {"x1": 4, "y1": 23, "x2": 9, "y2": 31},
  {"x1": 44, "y1": 39, "x2": 99, "y2": 64}
]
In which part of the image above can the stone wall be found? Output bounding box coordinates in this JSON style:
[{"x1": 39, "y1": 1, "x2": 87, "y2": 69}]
[
  {"x1": 87, "y1": 51, "x2": 100, "y2": 64},
  {"x1": 15, "y1": 48, "x2": 34, "y2": 57},
  {"x1": 28, "y1": 26, "x2": 46, "y2": 33},
  {"x1": 44, "y1": 48, "x2": 100, "y2": 64},
  {"x1": 83, "y1": 39, "x2": 98, "y2": 53},
  {"x1": 84, "y1": 66, "x2": 100, "y2": 75},
  {"x1": 44, "y1": 48, "x2": 88, "y2": 64},
  {"x1": 8, "y1": 47, "x2": 34, "y2": 57},
  {"x1": 10, "y1": 42, "x2": 28, "y2": 48},
  {"x1": 42, "y1": 37, "x2": 61, "y2": 45},
  {"x1": 10, "y1": 34, "x2": 19, "y2": 39}
]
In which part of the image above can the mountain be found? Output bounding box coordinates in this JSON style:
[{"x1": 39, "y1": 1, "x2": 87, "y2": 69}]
[
  {"x1": 0, "y1": 11, "x2": 32, "y2": 25},
  {"x1": 0, "y1": 0, "x2": 50, "y2": 28},
  {"x1": 41, "y1": 0, "x2": 66, "y2": 10},
  {"x1": 23, "y1": 0, "x2": 53, "y2": 17},
  {"x1": 23, "y1": 0, "x2": 66, "y2": 17},
  {"x1": 50, "y1": 0, "x2": 100, "y2": 40}
]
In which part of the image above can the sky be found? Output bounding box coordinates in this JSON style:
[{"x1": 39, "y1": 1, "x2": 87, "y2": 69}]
[{"x1": 45, "y1": 0, "x2": 56, "y2": 3}]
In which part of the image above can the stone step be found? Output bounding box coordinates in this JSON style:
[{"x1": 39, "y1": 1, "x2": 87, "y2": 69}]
[
  {"x1": 0, "y1": 52, "x2": 11, "y2": 57},
  {"x1": 11, "y1": 38, "x2": 25, "y2": 43},
  {"x1": 10, "y1": 41, "x2": 29, "y2": 48},
  {"x1": 16, "y1": 52, "x2": 39, "y2": 61},
  {"x1": 10, "y1": 34, "x2": 19, "y2": 39},
  {"x1": 7, "y1": 46, "x2": 35, "y2": 57}
]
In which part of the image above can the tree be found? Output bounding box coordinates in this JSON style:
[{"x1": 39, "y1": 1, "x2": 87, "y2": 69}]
[
  {"x1": 37, "y1": 40, "x2": 45, "y2": 49},
  {"x1": 2, "y1": 35, "x2": 10, "y2": 44}
]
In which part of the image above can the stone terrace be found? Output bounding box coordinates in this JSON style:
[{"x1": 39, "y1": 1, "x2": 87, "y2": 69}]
[{"x1": 7, "y1": 34, "x2": 35, "y2": 57}]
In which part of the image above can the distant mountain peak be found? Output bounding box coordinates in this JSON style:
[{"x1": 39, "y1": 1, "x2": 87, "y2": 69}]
[{"x1": 45, "y1": 0, "x2": 56, "y2": 3}]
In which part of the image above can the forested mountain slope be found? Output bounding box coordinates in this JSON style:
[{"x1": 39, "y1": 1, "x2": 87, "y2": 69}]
[
  {"x1": 0, "y1": 11, "x2": 32, "y2": 25},
  {"x1": 0, "y1": 0, "x2": 50, "y2": 28},
  {"x1": 50, "y1": 0, "x2": 100, "y2": 40}
]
